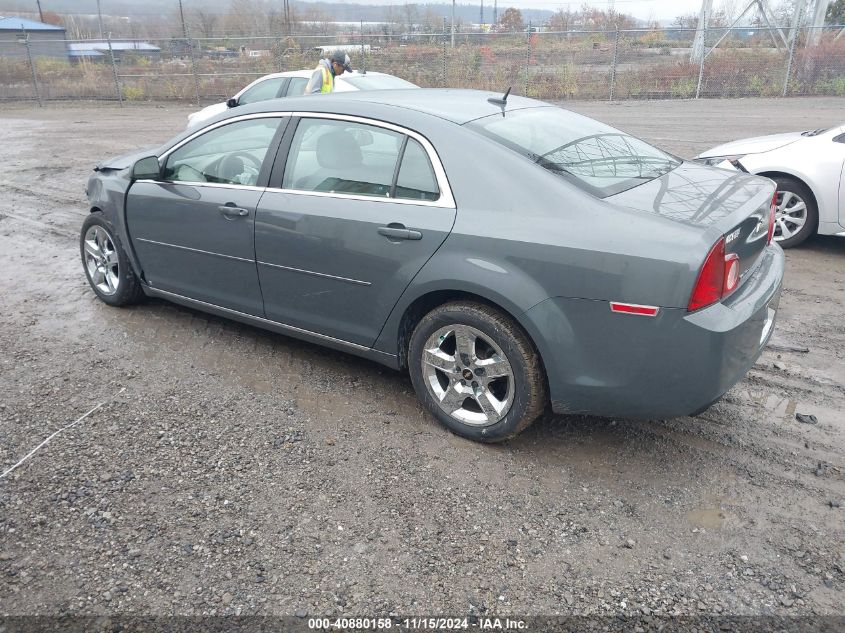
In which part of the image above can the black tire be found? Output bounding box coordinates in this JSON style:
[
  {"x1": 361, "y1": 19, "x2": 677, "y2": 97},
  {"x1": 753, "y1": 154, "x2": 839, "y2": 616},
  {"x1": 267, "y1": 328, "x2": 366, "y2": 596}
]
[
  {"x1": 772, "y1": 176, "x2": 818, "y2": 249},
  {"x1": 408, "y1": 301, "x2": 547, "y2": 443},
  {"x1": 80, "y1": 212, "x2": 143, "y2": 307}
]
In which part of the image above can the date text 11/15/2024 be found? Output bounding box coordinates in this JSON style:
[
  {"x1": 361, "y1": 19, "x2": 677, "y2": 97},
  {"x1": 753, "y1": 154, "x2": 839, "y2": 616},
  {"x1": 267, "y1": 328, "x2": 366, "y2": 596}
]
[{"x1": 307, "y1": 617, "x2": 529, "y2": 630}]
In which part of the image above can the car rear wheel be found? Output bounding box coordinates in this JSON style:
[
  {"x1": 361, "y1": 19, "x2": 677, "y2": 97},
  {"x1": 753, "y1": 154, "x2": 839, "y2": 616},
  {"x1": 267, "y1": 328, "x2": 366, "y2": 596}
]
[
  {"x1": 80, "y1": 212, "x2": 143, "y2": 306},
  {"x1": 772, "y1": 177, "x2": 817, "y2": 249},
  {"x1": 408, "y1": 301, "x2": 547, "y2": 443}
]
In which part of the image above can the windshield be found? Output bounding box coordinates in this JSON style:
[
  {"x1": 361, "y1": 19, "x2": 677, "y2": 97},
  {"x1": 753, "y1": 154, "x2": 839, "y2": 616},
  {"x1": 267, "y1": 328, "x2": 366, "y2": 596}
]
[
  {"x1": 466, "y1": 107, "x2": 681, "y2": 198},
  {"x1": 342, "y1": 75, "x2": 418, "y2": 90}
]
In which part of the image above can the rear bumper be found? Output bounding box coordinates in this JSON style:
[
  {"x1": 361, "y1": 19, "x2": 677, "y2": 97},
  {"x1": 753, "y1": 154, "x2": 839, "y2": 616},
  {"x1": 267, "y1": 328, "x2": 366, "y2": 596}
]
[{"x1": 521, "y1": 244, "x2": 785, "y2": 419}]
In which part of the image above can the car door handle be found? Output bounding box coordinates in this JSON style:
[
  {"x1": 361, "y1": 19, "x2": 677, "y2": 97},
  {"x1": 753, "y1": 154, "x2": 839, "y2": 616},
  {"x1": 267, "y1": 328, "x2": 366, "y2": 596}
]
[
  {"x1": 378, "y1": 225, "x2": 422, "y2": 240},
  {"x1": 218, "y1": 205, "x2": 249, "y2": 218}
]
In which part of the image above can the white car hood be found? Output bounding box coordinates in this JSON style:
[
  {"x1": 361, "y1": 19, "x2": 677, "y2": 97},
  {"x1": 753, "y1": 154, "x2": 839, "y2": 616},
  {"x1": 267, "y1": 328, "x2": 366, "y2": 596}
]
[{"x1": 698, "y1": 132, "x2": 805, "y2": 158}]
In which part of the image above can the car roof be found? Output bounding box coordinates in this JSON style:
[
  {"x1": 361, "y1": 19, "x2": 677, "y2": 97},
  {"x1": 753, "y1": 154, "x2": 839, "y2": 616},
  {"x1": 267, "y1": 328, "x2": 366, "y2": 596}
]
[
  {"x1": 244, "y1": 69, "x2": 398, "y2": 81},
  {"x1": 238, "y1": 88, "x2": 549, "y2": 125}
]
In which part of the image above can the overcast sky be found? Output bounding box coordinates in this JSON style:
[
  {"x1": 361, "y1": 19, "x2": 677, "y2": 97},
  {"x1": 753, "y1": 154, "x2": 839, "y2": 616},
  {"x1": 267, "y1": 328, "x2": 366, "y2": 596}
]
[
  {"x1": 0, "y1": 0, "x2": 713, "y2": 24},
  {"x1": 337, "y1": 0, "x2": 710, "y2": 21},
  {"x1": 407, "y1": 0, "x2": 707, "y2": 21}
]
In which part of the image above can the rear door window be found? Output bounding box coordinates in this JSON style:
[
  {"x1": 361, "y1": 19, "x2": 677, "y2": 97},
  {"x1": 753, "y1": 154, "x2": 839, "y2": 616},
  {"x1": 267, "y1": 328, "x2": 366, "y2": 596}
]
[
  {"x1": 239, "y1": 78, "x2": 285, "y2": 105},
  {"x1": 282, "y1": 118, "x2": 404, "y2": 198},
  {"x1": 395, "y1": 138, "x2": 439, "y2": 201}
]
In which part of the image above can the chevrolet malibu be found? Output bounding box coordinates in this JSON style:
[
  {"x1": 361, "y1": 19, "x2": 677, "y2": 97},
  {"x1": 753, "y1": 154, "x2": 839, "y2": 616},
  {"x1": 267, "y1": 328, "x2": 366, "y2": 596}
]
[{"x1": 81, "y1": 90, "x2": 784, "y2": 442}]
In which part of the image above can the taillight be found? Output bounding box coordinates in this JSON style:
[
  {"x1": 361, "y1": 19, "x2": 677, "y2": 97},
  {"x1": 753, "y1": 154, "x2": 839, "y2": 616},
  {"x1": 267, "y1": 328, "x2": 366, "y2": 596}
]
[
  {"x1": 767, "y1": 190, "x2": 777, "y2": 245},
  {"x1": 688, "y1": 237, "x2": 742, "y2": 312}
]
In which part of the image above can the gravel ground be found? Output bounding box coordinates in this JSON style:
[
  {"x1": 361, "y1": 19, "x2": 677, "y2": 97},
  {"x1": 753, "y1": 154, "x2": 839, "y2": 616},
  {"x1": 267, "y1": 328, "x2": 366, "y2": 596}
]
[{"x1": 1, "y1": 97, "x2": 844, "y2": 619}]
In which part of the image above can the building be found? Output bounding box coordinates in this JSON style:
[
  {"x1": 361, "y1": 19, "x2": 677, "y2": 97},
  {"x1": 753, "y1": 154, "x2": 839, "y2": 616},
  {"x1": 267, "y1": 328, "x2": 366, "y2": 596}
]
[
  {"x1": 67, "y1": 41, "x2": 161, "y2": 64},
  {"x1": 0, "y1": 16, "x2": 67, "y2": 60}
]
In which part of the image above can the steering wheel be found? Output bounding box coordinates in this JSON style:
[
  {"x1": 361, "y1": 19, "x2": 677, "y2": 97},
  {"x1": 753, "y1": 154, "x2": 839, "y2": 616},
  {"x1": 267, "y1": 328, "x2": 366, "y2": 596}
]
[{"x1": 218, "y1": 151, "x2": 263, "y2": 184}]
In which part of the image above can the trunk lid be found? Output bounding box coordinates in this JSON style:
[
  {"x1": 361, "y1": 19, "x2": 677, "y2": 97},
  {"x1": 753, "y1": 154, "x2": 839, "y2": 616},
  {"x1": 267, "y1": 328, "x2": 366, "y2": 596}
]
[{"x1": 607, "y1": 161, "x2": 776, "y2": 283}]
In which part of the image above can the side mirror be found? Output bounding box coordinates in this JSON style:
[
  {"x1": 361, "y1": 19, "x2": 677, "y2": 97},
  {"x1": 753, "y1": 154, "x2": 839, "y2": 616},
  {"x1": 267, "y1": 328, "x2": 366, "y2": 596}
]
[
  {"x1": 131, "y1": 156, "x2": 161, "y2": 181},
  {"x1": 226, "y1": 97, "x2": 238, "y2": 108}
]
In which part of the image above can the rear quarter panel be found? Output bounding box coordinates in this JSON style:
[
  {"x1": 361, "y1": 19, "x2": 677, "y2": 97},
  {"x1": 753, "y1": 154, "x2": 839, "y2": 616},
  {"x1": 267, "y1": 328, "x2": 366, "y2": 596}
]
[{"x1": 373, "y1": 124, "x2": 713, "y2": 357}]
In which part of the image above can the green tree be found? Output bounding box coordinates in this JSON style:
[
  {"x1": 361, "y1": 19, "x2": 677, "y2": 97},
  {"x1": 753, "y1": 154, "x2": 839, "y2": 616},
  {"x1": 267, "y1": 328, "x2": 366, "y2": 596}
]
[
  {"x1": 827, "y1": 0, "x2": 845, "y2": 24},
  {"x1": 499, "y1": 7, "x2": 524, "y2": 32}
]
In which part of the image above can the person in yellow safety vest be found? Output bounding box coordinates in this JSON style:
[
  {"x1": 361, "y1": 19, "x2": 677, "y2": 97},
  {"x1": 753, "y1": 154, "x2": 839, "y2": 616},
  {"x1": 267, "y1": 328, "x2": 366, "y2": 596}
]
[{"x1": 304, "y1": 52, "x2": 352, "y2": 94}]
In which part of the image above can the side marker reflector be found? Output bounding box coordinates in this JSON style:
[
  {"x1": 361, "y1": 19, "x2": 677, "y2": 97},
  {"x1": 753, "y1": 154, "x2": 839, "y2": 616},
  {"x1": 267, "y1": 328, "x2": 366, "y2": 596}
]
[{"x1": 609, "y1": 302, "x2": 659, "y2": 317}]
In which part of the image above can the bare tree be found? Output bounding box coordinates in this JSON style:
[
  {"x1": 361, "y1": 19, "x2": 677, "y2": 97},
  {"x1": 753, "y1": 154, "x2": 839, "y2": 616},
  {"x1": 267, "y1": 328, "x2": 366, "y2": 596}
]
[
  {"x1": 403, "y1": 3, "x2": 419, "y2": 32},
  {"x1": 673, "y1": 13, "x2": 700, "y2": 29},
  {"x1": 548, "y1": 9, "x2": 574, "y2": 31},
  {"x1": 193, "y1": 9, "x2": 219, "y2": 38}
]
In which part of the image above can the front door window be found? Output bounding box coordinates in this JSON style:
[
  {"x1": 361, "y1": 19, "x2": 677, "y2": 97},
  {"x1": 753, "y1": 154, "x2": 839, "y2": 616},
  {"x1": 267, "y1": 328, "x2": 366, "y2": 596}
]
[{"x1": 164, "y1": 118, "x2": 282, "y2": 186}]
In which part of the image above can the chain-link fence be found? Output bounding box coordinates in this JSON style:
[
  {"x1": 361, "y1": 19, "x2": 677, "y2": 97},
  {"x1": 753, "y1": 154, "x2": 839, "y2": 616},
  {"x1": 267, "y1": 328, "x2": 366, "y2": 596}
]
[{"x1": 1, "y1": 25, "x2": 843, "y2": 105}]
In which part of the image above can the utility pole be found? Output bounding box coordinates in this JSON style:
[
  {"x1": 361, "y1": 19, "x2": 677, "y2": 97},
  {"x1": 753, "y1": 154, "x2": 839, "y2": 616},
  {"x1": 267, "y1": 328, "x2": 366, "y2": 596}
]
[
  {"x1": 493, "y1": 0, "x2": 498, "y2": 27},
  {"x1": 178, "y1": 0, "x2": 201, "y2": 106},
  {"x1": 788, "y1": 0, "x2": 807, "y2": 46},
  {"x1": 480, "y1": 0, "x2": 484, "y2": 28},
  {"x1": 808, "y1": 0, "x2": 831, "y2": 46},
  {"x1": 691, "y1": 0, "x2": 713, "y2": 62},
  {"x1": 36, "y1": 0, "x2": 44, "y2": 22},
  {"x1": 97, "y1": 0, "x2": 104, "y2": 40}
]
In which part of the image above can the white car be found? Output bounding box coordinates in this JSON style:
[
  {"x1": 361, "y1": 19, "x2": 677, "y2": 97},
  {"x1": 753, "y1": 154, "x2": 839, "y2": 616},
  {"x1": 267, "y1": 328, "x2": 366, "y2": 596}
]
[
  {"x1": 186, "y1": 70, "x2": 418, "y2": 130},
  {"x1": 696, "y1": 124, "x2": 845, "y2": 247}
]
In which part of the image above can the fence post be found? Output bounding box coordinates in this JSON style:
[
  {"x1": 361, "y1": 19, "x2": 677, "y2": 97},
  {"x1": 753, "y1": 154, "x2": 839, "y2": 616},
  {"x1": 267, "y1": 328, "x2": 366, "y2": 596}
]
[
  {"x1": 22, "y1": 30, "x2": 42, "y2": 107},
  {"x1": 106, "y1": 32, "x2": 123, "y2": 106},
  {"x1": 609, "y1": 26, "x2": 619, "y2": 102},
  {"x1": 695, "y1": 12, "x2": 707, "y2": 99},
  {"x1": 442, "y1": 17, "x2": 448, "y2": 88},
  {"x1": 524, "y1": 21, "x2": 532, "y2": 97},
  {"x1": 361, "y1": 20, "x2": 367, "y2": 73},
  {"x1": 783, "y1": 5, "x2": 804, "y2": 97},
  {"x1": 277, "y1": 38, "x2": 283, "y2": 72}
]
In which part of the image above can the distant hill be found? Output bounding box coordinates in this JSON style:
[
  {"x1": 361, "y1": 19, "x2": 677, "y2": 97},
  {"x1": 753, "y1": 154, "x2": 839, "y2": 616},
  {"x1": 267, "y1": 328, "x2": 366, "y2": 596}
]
[{"x1": 0, "y1": 0, "x2": 552, "y2": 24}]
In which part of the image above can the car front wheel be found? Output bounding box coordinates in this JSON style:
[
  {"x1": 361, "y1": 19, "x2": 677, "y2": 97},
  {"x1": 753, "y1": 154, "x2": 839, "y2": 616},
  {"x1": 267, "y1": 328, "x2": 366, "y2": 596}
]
[
  {"x1": 408, "y1": 301, "x2": 547, "y2": 443},
  {"x1": 80, "y1": 212, "x2": 143, "y2": 306},
  {"x1": 772, "y1": 176, "x2": 818, "y2": 248}
]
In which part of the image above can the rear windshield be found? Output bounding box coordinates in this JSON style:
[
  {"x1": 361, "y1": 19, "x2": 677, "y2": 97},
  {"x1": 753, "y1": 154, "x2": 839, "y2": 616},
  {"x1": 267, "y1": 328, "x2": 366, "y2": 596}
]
[
  {"x1": 466, "y1": 107, "x2": 681, "y2": 198},
  {"x1": 341, "y1": 75, "x2": 418, "y2": 90}
]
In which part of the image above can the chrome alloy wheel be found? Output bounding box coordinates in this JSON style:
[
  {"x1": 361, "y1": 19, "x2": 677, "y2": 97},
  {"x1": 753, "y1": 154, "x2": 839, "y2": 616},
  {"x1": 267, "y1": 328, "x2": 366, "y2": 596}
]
[
  {"x1": 774, "y1": 190, "x2": 808, "y2": 242},
  {"x1": 83, "y1": 225, "x2": 120, "y2": 296},
  {"x1": 421, "y1": 324, "x2": 515, "y2": 427}
]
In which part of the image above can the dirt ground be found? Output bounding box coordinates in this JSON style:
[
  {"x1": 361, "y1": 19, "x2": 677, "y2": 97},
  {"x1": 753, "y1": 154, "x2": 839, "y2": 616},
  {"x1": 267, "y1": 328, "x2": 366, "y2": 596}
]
[{"x1": 1, "y1": 97, "x2": 844, "y2": 620}]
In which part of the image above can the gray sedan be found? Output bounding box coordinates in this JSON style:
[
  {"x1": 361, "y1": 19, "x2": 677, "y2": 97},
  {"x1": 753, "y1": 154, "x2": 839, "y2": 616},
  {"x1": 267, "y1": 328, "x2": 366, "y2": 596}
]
[{"x1": 81, "y1": 89, "x2": 784, "y2": 442}]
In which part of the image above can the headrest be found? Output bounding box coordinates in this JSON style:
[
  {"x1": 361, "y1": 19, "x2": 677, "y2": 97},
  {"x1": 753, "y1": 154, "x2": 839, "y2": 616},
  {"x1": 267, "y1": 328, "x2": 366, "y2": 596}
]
[{"x1": 317, "y1": 130, "x2": 362, "y2": 169}]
